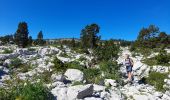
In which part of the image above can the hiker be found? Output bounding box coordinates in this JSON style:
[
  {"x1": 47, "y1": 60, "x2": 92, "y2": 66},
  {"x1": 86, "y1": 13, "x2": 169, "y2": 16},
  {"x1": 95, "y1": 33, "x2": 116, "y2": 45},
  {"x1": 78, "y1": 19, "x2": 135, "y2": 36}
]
[{"x1": 124, "y1": 54, "x2": 134, "y2": 82}]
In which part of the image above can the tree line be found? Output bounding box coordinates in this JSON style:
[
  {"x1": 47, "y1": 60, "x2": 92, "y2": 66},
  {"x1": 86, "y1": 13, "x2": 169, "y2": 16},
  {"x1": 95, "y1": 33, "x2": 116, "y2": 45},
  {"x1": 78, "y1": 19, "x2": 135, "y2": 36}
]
[
  {"x1": 0, "y1": 22, "x2": 169, "y2": 50},
  {"x1": 132, "y1": 24, "x2": 170, "y2": 49},
  {"x1": 0, "y1": 22, "x2": 45, "y2": 47}
]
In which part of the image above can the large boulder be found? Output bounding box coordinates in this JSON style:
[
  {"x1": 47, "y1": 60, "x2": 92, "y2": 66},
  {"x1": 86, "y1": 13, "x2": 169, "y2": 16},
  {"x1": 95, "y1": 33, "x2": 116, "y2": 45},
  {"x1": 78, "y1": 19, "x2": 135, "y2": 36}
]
[
  {"x1": 64, "y1": 69, "x2": 84, "y2": 82},
  {"x1": 67, "y1": 84, "x2": 93, "y2": 99},
  {"x1": 84, "y1": 97, "x2": 102, "y2": 100},
  {"x1": 51, "y1": 87, "x2": 68, "y2": 100},
  {"x1": 16, "y1": 48, "x2": 36, "y2": 55},
  {"x1": 38, "y1": 47, "x2": 59, "y2": 57},
  {"x1": 133, "y1": 94, "x2": 150, "y2": 100}
]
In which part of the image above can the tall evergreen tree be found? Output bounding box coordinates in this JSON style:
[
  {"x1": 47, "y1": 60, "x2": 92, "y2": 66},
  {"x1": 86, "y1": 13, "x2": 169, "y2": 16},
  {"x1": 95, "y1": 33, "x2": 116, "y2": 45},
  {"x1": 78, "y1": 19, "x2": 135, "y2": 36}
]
[
  {"x1": 14, "y1": 22, "x2": 29, "y2": 48},
  {"x1": 137, "y1": 25, "x2": 159, "y2": 41},
  {"x1": 71, "y1": 37, "x2": 76, "y2": 48},
  {"x1": 36, "y1": 31, "x2": 44, "y2": 45},
  {"x1": 80, "y1": 24, "x2": 100, "y2": 48},
  {"x1": 28, "y1": 36, "x2": 33, "y2": 46}
]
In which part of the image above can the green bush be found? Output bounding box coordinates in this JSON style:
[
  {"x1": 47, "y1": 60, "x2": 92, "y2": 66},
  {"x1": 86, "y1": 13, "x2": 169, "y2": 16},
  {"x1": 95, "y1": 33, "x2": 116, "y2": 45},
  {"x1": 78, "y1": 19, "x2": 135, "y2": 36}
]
[
  {"x1": 99, "y1": 61, "x2": 121, "y2": 80},
  {"x1": 146, "y1": 71, "x2": 168, "y2": 92},
  {"x1": 142, "y1": 57, "x2": 157, "y2": 66},
  {"x1": 28, "y1": 48, "x2": 36, "y2": 51},
  {"x1": 9, "y1": 58, "x2": 22, "y2": 68},
  {"x1": 143, "y1": 50, "x2": 170, "y2": 66},
  {"x1": 84, "y1": 68, "x2": 101, "y2": 84},
  {"x1": 19, "y1": 64, "x2": 32, "y2": 73},
  {"x1": 78, "y1": 56, "x2": 87, "y2": 62},
  {"x1": 94, "y1": 40, "x2": 120, "y2": 62},
  {"x1": 39, "y1": 71, "x2": 52, "y2": 84},
  {"x1": 155, "y1": 50, "x2": 170, "y2": 65},
  {"x1": 3, "y1": 48, "x2": 13, "y2": 54},
  {"x1": 52, "y1": 57, "x2": 67, "y2": 73},
  {"x1": 74, "y1": 48, "x2": 89, "y2": 54},
  {"x1": 0, "y1": 81, "x2": 54, "y2": 100},
  {"x1": 59, "y1": 52, "x2": 69, "y2": 58},
  {"x1": 67, "y1": 61, "x2": 84, "y2": 70},
  {"x1": 136, "y1": 47, "x2": 152, "y2": 57}
]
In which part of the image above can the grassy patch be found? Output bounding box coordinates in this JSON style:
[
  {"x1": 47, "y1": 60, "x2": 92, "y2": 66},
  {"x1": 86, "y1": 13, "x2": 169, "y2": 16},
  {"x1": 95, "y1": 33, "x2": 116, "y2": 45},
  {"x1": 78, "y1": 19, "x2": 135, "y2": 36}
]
[
  {"x1": 72, "y1": 81, "x2": 84, "y2": 86},
  {"x1": 146, "y1": 71, "x2": 168, "y2": 92},
  {"x1": 9, "y1": 58, "x2": 22, "y2": 68},
  {"x1": 142, "y1": 50, "x2": 170, "y2": 66},
  {"x1": 83, "y1": 68, "x2": 102, "y2": 84},
  {"x1": 0, "y1": 81, "x2": 54, "y2": 100},
  {"x1": 2, "y1": 48, "x2": 13, "y2": 54},
  {"x1": 52, "y1": 57, "x2": 67, "y2": 73},
  {"x1": 99, "y1": 61, "x2": 121, "y2": 80},
  {"x1": 28, "y1": 48, "x2": 36, "y2": 51}
]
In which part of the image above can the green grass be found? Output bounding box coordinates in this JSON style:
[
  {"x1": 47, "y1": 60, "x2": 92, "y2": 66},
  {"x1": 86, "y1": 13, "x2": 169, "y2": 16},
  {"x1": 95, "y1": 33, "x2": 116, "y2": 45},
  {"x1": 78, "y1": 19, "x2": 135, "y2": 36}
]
[
  {"x1": 52, "y1": 57, "x2": 67, "y2": 73},
  {"x1": 146, "y1": 71, "x2": 168, "y2": 92},
  {"x1": 142, "y1": 57, "x2": 157, "y2": 66},
  {"x1": 142, "y1": 51, "x2": 170, "y2": 66},
  {"x1": 28, "y1": 48, "x2": 36, "y2": 51},
  {"x1": 0, "y1": 81, "x2": 54, "y2": 100},
  {"x1": 2, "y1": 48, "x2": 13, "y2": 54},
  {"x1": 9, "y1": 58, "x2": 22, "y2": 68},
  {"x1": 72, "y1": 81, "x2": 84, "y2": 86}
]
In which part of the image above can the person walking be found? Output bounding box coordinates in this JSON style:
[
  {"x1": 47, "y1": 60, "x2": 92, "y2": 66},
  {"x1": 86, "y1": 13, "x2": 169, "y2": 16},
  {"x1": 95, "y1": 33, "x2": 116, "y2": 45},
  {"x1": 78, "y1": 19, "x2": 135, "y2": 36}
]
[{"x1": 124, "y1": 54, "x2": 134, "y2": 83}]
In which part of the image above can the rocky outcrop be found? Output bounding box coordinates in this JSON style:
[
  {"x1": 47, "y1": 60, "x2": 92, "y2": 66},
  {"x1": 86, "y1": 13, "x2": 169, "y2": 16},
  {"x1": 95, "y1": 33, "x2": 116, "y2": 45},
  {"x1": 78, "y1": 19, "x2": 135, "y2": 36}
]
[
  {"x1": 67, "y1": 84, "x2": 93, "y2": 99},
  {"x1": 64, "y1": 69, "x2": 84, "y2": 82},
  {"x1": 51, "y1": 84, "x2": 93, "y2": 100},
  {"x1": 0, "y1": 53, "x2": 18, "y2": 60}
]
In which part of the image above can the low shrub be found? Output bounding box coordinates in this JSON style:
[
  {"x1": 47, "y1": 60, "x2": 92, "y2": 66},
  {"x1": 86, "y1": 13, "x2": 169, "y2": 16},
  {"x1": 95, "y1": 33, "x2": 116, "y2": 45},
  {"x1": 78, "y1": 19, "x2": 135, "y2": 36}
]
[
  {"x1": 0, "y1": 81, "x2": 54, "y2": 100},
  {"x1": 146, "y1": 71, "x2": 168, "y2": 92},
  {"x1": 52, "y1": 57, "x2": 67, "y2": 73},
  {"x1": 39, "y1": 70, "x2": 52, "y2": 84},
  {"x1": 74, "y1": 48, "x2": 89, "y2": 54},
  {"x1": 155, "y1": 50, "x2": 170, "y2": 65},
  {"x1": 59, "y1": 52, "x2": 69, "y2": 58},
  {"x1": 9, "y1": 58, "x2": 22, "y2": 68},
  {"x1": 94, "y1": 40, "x2": 120, "y2": 62},
  {"x1": 19, "y1": 64, "x2": 32, "y2": 73},
  {"x1": 28, "y1": 48, "x2": 36, "y2": 51},
  {"x1": 67, "y1": 61, "x2": 84, "y2": 71},
  {"x1": 78, "y1": 56, "x2": 87, "y2": 62},
  {"x1": 84, "y1": 68, "x2": 101, "y2": 84},
  {"x1": 142, "y1": 57, "x2": 157, "y2": 66},
  {"x1": 3, "y1": 48, "x2": 13, "y2": 54},
  {"x1": 143, "y1": 50, "x2": 170, "y2": 66},
  {"x1": 99, "y1": 61, "x2": 121, "y2": 80}
]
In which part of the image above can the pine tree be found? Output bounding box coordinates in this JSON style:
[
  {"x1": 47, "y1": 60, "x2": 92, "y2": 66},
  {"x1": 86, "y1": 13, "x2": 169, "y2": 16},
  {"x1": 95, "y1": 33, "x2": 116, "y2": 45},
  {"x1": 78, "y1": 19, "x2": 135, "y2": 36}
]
[
  {"x1": 14, "y1": 22, "x2": 29, "y2": 48},
  {"x1": 36, "y1": 31, "x2": 44, "y2": 46},
  {"x1": 71, "y1": 37, "x2": 76, "y2": 48},
  {"x1": 28, "y1": 36, "x2": 33, "y2": 46},
  {"x1": 80, "y1": 24, "x2": 100, "y2": 49}
]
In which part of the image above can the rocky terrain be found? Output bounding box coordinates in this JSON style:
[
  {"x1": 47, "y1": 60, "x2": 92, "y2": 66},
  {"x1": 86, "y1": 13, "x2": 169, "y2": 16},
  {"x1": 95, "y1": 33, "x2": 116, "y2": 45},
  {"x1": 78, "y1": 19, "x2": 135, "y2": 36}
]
[{"x1": 0, "y1": 45, "x2": 170, "y2": 100}]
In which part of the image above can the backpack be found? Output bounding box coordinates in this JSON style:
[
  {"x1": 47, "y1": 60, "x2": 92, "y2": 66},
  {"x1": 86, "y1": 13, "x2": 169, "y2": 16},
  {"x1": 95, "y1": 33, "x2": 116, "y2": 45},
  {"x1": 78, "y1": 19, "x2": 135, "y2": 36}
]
[{"x1": 125, "y1": 58, "x2": 134, "y2": 67}]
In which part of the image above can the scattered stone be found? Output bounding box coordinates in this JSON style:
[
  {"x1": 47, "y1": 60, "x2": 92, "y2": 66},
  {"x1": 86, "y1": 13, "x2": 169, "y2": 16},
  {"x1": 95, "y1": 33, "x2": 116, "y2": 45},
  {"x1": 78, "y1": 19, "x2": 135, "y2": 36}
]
[
  {"x1": 67, "y1": 84, "x2": 93, "y2": 99},
  {"x1": 104, "y1": 79, "x2": 117, "y2": 87},
  {"x1": 93, "y1": 84, "x2": 105, "y2": 92},
  {"x1": 64, "y1": 69, "x2": 84, "y2": 82}
]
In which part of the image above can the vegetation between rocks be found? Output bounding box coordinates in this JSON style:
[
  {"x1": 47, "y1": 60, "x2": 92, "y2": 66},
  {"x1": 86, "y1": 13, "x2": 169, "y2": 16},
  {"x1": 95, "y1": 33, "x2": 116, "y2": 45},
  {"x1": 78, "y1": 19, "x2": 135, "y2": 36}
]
[
  {"x1": 146, "y1": 71, "x2": 168, "y2": 92},
  {"x1": 0, "y1": 81, "x2": 54, "y2": 100}
]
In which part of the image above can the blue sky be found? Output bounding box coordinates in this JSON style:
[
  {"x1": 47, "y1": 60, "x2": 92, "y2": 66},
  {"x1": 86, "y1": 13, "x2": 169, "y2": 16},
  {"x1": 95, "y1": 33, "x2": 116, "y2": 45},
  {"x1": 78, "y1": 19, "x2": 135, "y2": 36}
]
[{"x1": 0, "y1": 0, "x2": 170, "y2": 40}]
